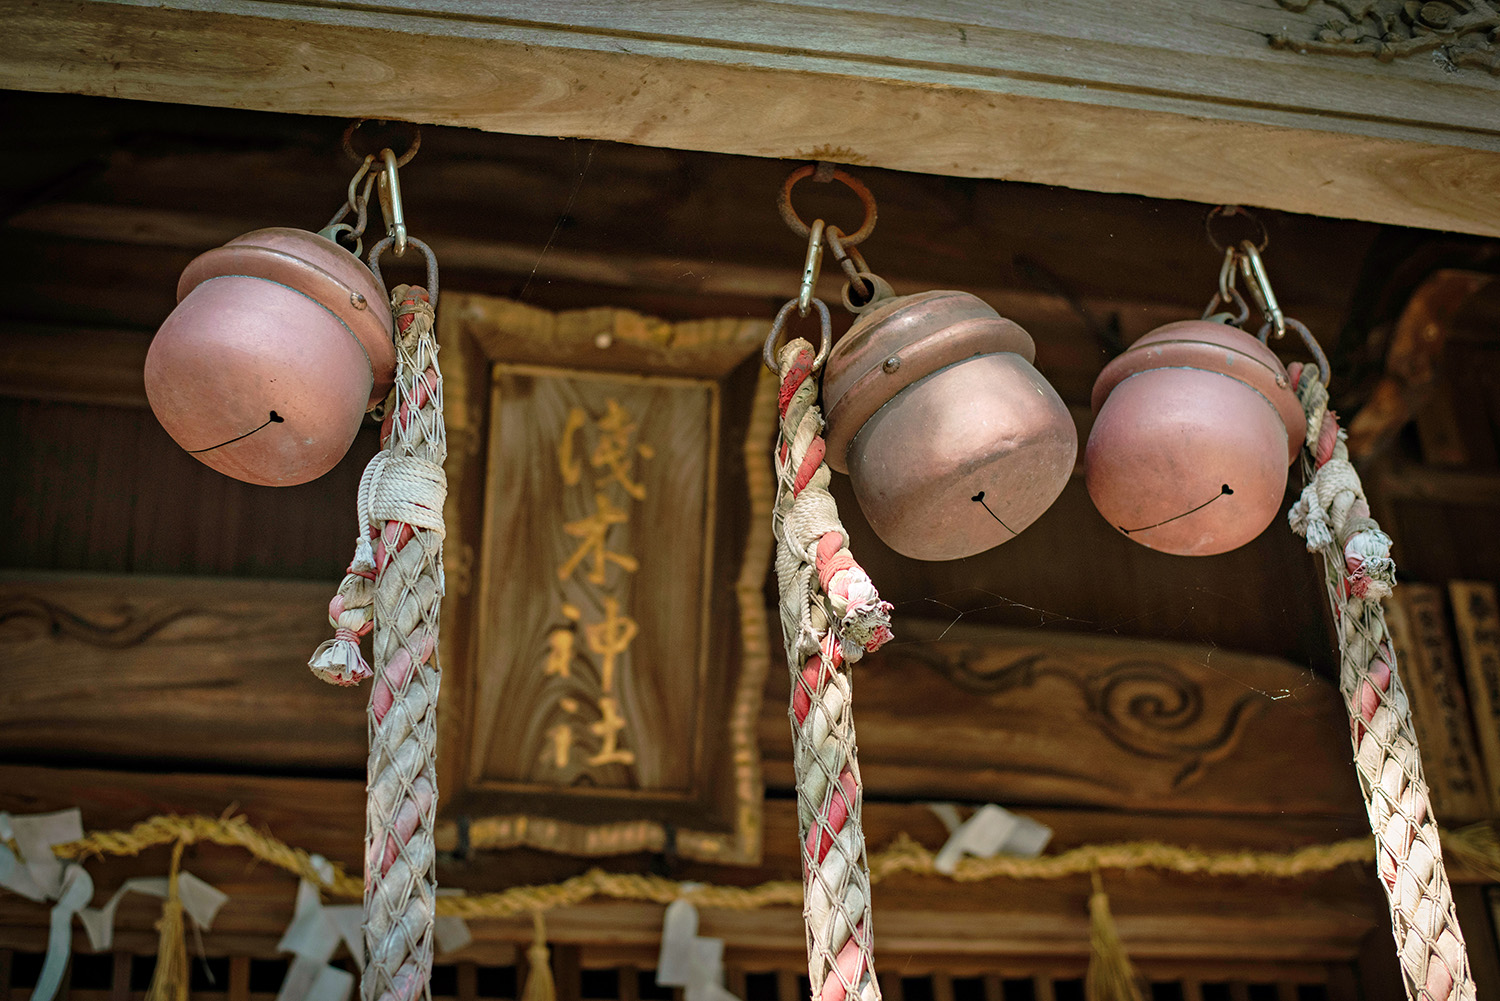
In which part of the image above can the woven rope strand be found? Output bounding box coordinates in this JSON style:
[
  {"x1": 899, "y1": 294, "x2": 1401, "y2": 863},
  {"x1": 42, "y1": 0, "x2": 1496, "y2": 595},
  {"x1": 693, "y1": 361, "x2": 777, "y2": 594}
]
[
  {"x1": 1287, "y1": 362, "x2": 1474, "y2": 1001},
  {"x1": 363, "y1": 287, "x2": 446, "y2": 1001},
  {"x1": 773, "y1": 335, "x2": 892, "y2": 1001},
  {"x1": 50, "y1": 812, "x2": 1500, "y2": 920},
  {"x1": 308, "y1": 285, "x2": 447, "y2": 1001}
]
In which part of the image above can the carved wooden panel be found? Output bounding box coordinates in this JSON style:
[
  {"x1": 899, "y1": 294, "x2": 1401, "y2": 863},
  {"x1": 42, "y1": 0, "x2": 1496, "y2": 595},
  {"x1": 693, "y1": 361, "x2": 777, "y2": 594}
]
[
  {"x1": 1272, "y1": 0, "x2": 1498, "y2": 73},
  {"x1": 762, "y1": 618, "x2": 1365, "y2": 817},
  {"x1": 437, "y1": 294, "x2": 772, "y2": 863},
  {"x1": 0, "y1": 572, "x2": 365, "y2": 771}
]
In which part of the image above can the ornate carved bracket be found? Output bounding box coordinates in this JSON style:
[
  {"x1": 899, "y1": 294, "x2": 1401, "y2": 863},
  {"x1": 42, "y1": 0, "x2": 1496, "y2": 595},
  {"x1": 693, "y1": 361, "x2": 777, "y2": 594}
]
[{"x1": 1270, "y1": 1, "x2": 1499, "y2": 73}]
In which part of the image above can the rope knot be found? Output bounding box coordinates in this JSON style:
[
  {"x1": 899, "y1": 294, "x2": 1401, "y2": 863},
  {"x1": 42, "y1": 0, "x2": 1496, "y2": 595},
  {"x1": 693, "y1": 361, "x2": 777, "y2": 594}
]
[
  {"x1": 307, "y1": 634, "x2": 373, "y2": 687},
  {"x1": 1344, "y1": 528, "x2": 1395, "y2": 601},
  {"x1": 814, "y1": 533, "x2": 893, "y2": 660},
  {"x1": 369, "y1": 454, "x2": 448, "y2": 538}
]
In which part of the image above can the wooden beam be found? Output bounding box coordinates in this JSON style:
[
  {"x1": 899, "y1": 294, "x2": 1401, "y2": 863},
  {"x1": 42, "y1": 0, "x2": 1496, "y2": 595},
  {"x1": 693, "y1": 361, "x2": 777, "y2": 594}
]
[
  {"x1": 2, "y1": 200, "x2": 1186, "y2": 359},
  {"x1": 0, "y1": 572, "x2": 366, "y2": 773},
  {"x1": 0, "y1": 326, "x2": 150, "y2": 408},
  {"x1": 762, "y1": 617, "x2": 1364, "y2": 817},
  {"x1": 2, "y1": 2, "x2": 1499, "y2": 237},
  {"x1": 3, "y1": 571, "x2": 1359, "y2": 815},
  {"x1": 1373, "y1": 463, "x2": 1500, "y2": 506},
  {"x1": 1346, "y1": 270, "x2": 1496, "y2": 463}
]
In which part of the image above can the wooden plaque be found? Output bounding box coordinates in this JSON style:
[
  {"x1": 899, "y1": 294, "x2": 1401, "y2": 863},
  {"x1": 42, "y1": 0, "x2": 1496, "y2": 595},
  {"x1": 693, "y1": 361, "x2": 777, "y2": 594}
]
[
  {"x1": 1385, "y1": 585, "x2": 1490, "y2": 822},
  {"x1": 436, "y1": 295, "x2": 773, "y2": 863},
  {"x1": 1449, "y1": 579, "x2": 1500, "y2": 815}
]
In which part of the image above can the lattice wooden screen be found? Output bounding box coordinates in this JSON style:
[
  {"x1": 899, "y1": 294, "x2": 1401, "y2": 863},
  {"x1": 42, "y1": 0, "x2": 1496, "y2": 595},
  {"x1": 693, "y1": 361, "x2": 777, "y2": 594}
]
[{"x1": 0, "y1": 948, "x2": 1353, "y2": 1001}]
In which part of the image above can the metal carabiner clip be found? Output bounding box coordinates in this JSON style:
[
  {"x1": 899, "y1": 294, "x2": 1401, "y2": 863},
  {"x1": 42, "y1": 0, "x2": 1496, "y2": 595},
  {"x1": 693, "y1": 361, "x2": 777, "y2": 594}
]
[
  {"x1": 798, "y1": 218, "x2": 826, "y2": 318},
  {"x1": 1237, "y1": 239, "x2": 1285, "y2": 340},
  {"x1": 377, "y1": 147, "x2": 408, "y2": 257}
]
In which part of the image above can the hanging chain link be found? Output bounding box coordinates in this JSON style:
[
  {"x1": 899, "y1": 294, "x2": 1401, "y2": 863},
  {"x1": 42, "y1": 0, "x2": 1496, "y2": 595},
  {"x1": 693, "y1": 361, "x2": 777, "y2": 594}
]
[
  {"x1": 1199, "y1": 213, "x2": 1331, "y2": 386},
  {"x1": 780, "y1": 164, "x2": 892, "y2": 314},
  {"x1": 321, "y1": 156, "x2": 378, "y2": 258},
  {"x1": 322, "y1": 120, "x2": 421, "y2": 260}
]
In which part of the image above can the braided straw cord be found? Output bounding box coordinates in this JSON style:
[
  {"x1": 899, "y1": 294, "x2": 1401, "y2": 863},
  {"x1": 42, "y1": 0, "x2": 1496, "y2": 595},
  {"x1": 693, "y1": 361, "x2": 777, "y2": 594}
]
[
  {"x1": 1286, "y1": 363, "x2": 1473, "y2": 1001},
  {"x1": 309, "y1": 285, "x2": 448, "y2": 1001},
  {"x1": 364, "y1": 286, "x2": 447, "y2": 1001},
  {"x1": 772, "y1": 336, "x2": 893, "y2": 1001},
  {"x1": 50, "y1": 811, "x2": 1500, "y2": 920}
]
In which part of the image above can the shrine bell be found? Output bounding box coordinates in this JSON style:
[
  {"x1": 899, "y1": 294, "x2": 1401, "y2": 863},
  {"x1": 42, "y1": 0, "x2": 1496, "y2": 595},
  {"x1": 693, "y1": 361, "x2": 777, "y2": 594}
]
[
  {"x1": 1084, "y1": 319, "x2": 1306, "y2": 556},
  {"x1": 821, "y1": 289, "x2": 1077, "y2": 561},
  {"x1": 145, "y1": 227, "x2": 396, "y2": 487}
]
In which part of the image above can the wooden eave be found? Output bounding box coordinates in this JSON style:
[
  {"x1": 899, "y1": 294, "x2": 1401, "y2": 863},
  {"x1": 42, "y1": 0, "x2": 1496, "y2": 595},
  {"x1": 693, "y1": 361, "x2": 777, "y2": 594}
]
[{"x1": 1, "y1": 0, "x2": 1498, "y2": 236}]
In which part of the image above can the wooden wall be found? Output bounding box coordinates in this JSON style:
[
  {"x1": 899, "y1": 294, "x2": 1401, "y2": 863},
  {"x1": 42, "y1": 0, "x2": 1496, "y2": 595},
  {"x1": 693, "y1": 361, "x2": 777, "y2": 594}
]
[{"x1": 6, "y1": 90, "x2": 1498, "y2": 992}]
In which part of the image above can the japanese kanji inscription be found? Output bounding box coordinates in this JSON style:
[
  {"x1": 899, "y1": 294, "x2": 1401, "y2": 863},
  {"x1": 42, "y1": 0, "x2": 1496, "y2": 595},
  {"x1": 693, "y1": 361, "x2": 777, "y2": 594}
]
[
  {"x1": 434, "y1": 295, "x2": 772, "y2": 863},
  {"x1": 476, "y1": 367, "x2": 710, "y2": 792}
]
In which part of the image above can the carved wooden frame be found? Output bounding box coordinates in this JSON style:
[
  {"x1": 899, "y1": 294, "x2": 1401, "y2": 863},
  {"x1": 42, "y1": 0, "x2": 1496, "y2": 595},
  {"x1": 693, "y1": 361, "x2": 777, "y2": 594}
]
[{"x1": 434, "y1": 294, "x2": 774, "y2": 864}]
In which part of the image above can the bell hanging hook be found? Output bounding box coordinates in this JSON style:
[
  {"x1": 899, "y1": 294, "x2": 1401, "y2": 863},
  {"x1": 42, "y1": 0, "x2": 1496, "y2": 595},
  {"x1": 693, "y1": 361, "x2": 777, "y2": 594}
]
[
  {"x1": 780, "y1": 163, "x2": 890, "y2": 314},
  {"x1": 339, "y1": 119, "x2": 421, "y2": 258},
  {"x1": 798, "y1": 219, "x2": 826, "y2": 318},
  {"x1": 377, "y1": 147, "x2": 408, "y2": 257},
  {"x1": 1236, "y1": 239, "x2": 1285, "y2": 341}
]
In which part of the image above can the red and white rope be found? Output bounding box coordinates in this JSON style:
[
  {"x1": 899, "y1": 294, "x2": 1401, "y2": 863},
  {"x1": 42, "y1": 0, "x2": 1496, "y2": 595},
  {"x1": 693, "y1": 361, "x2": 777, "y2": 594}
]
[
  {"x1": 1287, "y1": 362, "x2": 1473, "y2": 1001},
  {"x1": 773, "y1": 336, "x2": 892, "y2": 1001},
  {"x1": 311, "y1": 284, "x2": 446, "y2": 1001}
]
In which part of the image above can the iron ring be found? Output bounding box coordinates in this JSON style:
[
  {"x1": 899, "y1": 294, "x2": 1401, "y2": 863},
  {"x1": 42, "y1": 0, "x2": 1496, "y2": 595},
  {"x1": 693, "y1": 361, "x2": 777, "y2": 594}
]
[
  {"x1": 1205, "y1": 205, "x2": 1268, "y2": 254},
  {"x1": 764, "y1": 297, "x2": 832, "y2": 374},
  {"x1": 368, "y1": 235, "x2": 440, "y2": 308},
  {"x1": 1259, "y1": 316, "x2": 1329, "y2": 387},
  {"x1": 778, "y1": 165, "x2": 877, "y2": 246},
  {"x1": 343, "y1": 119, "x2": 421, "y2": 168}
]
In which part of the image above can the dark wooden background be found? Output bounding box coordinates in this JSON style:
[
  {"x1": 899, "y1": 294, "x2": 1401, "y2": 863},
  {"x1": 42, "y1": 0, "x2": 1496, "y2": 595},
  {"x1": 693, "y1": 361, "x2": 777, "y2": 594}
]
[{"x1": 4, "y1": 89, "x2": 1500, "y2": 997}]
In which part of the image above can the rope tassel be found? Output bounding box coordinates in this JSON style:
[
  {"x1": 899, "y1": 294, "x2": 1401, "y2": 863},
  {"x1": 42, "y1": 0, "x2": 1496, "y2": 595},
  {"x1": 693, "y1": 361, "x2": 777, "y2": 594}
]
[
  {"x1": 520, "y1": 912, "x2": 556, "y2": 1001},
  {"x1": 773, "y1": 336, "x2": 891, "y2": 1001},
  {"x1": 145, "y1": 841, "x2": 190, "y2": 1001},
  {"x1": 1085, "y1": 872, "x2": 1143, "y2": 1001},
  {"x1": 1287, "y1": 363, "x2": 1474, "y2": 1001}
]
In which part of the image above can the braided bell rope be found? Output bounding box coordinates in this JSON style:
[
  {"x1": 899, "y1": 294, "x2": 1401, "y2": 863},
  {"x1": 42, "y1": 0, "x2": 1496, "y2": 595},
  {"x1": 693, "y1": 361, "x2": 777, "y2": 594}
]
[
  {"x1": 1286, "y1": 363, "x2": 1473, "y2": 1001},
  {"x1": 773, "y1": 336, "x2": 893, "y2": 1001},
  {"x1": 309, "y1": 285, "x2": 447, "y2": 1001}
]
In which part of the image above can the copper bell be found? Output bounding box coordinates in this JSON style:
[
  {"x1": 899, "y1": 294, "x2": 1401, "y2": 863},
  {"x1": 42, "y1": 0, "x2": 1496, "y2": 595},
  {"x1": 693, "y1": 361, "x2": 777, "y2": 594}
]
[
  {"x1": 145, "y1": 227, "x2": 396, "y2": 486},
  {"x1": 822, "y1": 290, "x2": 1078, "y2": 561},
  {"x1": 1084, "y1": 319, "x2": 1306, "y2": 556}
]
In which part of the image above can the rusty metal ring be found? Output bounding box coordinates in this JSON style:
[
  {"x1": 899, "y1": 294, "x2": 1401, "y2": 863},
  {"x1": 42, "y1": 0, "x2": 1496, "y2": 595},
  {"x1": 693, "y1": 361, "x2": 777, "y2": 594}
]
[
  {"x1": 1205, "y1": 205, "x2": 1268, "y2": 253},
  {"x1": 325, "y1": 222, "x2": 363, "y2": 259},
  {"x1": 343, "y1": 119, "x2": 421, "y2": 168},
  {"x1": 1259, "y1": 316, "x2": 1330, "y2": 387},
  {"x1": 1201, "y1": 287, "x2": 1250, "y2": 328},
  {"x1": 842, "y1": 271, "x2": 895, "y2": 314},
  {"x1": 764, "y1": 297, "x2": 832, "y2": 374},
  {"x1": 368, "y1": 235, "x2": 440, "y2": 308},
  {"x1": 778, "y1": 165, "x2": 877, "y2": 246}
]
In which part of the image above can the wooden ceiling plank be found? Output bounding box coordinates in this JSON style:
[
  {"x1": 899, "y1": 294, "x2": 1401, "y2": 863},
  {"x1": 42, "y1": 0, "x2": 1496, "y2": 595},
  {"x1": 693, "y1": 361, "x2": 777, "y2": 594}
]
[
  {"x1": 1, "y1": 200, "x2": 1191, "y2": 342},
  {"x1": 42, "y1": 0, "x2": 1500, "y2": 142},
  {"x1": 2, "y1": 1, "x2": 1498, "y2": 237}
]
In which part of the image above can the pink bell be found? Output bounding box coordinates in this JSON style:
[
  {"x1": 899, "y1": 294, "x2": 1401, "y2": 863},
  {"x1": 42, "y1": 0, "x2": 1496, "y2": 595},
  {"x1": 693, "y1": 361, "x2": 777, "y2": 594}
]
[
  {"x1": 1084, "y1": 319, "x2": 1307, "y2": 556},
  {"x1": 145, "y1": 227, "x2": 396, "y2": 486},
  {"x1": 822, "y1": 290, "x2": 1077, "y2": 561}
]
